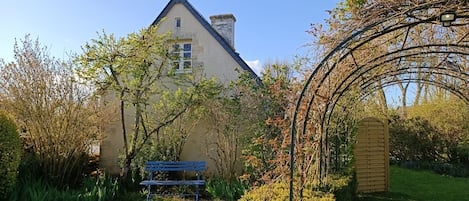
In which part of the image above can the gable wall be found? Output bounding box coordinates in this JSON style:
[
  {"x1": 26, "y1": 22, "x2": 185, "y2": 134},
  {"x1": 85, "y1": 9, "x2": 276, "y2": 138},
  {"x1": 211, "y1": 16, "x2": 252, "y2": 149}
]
[
  {"x1": 99, "y1": 2, "x2": 247, "y2": 175},
  {"x1": 155, "y1": 3, "x2": 244, "y2": 175},
  {"x1": 156, "y1": 3, "x2": 242, "y2": 84}
]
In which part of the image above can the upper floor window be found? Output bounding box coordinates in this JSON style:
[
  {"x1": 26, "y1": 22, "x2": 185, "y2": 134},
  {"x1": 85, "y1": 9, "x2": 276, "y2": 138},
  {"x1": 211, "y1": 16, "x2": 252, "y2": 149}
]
[
  {"x1": 170, "y1": 43, "x2": 192, "y2": 73},
  {"x1": 175, "y1": 17, "x2": 181, "y2": 28}
]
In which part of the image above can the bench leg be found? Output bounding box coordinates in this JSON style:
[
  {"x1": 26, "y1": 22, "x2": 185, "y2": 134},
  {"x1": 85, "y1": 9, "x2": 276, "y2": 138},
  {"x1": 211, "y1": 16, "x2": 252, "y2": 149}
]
[
  {"x1": 146, "y1": 185, "x2": 151, "y2": 201},
  {"x1": 195, "y1": 185, "x2": 199, "y2": 201}
]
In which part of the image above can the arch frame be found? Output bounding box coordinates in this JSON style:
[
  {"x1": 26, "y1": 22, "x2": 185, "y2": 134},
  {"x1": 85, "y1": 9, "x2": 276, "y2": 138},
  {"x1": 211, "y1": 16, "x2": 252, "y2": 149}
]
[{"x1": 289, "y1": 1, "x2": 469, "y2": 200}]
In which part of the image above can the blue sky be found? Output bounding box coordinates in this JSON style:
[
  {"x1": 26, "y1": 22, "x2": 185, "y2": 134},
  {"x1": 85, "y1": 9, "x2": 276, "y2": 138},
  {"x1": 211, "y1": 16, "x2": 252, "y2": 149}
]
[{"x1": 0, "y1": 0, "x2": 341, "y2": 74}]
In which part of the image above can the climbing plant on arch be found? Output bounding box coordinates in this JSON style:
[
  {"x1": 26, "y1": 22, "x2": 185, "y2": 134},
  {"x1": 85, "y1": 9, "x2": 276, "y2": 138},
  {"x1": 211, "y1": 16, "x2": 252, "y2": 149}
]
[{"x1": 290, "y1": 0, "x2": 469, "y2": 199}]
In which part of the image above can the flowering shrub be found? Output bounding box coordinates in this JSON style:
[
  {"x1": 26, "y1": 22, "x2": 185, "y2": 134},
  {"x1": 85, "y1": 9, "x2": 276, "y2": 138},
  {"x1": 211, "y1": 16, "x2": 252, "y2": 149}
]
[
  {"x1": 240, "y1": 174, "x2": 356, "y2": 201},
  {"x1": 239, "y1": 181, "x2": 335, "y2": 201}
]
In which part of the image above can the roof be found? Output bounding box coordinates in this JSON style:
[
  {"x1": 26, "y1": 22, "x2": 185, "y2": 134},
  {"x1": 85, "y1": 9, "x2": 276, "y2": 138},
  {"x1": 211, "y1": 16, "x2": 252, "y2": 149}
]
[{"x1": 151, "y1": 0, "x2": 261, "y2": 84}]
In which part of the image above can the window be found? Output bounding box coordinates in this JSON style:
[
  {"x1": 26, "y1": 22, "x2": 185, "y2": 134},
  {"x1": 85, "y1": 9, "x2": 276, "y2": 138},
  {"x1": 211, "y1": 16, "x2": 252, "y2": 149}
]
[
  {"x1": 170, "y1": 43, "x2": 192, "y2": 72},
  {"x1": 175, "y1": 17, "x2": 181, "y2": 28}
]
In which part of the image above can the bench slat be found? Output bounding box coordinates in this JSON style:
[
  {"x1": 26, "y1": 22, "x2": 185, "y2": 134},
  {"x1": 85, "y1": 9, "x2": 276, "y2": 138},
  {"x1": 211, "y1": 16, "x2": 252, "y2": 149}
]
[
  {"x1": 145, "y1": 161, "x2": 206, "y2": 171},
  {"x1": 140, "y1": 180, "x2": 205, "y2": 186}
]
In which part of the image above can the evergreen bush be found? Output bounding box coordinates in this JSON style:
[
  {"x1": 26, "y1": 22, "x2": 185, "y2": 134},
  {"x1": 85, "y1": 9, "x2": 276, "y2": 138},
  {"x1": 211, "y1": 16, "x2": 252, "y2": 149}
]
[
  {"x1": 0, "y1": 112, "x2": 21, "y2": 200},
  {"x1": 389, "y1": 116, "x2": 443, "y2": 162}
]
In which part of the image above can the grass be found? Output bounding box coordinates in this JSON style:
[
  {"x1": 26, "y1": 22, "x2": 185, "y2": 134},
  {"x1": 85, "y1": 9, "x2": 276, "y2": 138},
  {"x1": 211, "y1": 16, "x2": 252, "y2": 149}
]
[{"x1": 358, "y1": 166, "x2": 469, "y2": 201}]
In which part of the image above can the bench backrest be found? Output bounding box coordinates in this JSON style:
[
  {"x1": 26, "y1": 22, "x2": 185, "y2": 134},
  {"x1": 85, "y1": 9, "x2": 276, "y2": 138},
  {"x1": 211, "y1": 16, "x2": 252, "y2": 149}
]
[{"x1": 145, "y1": 161, "x2": 206, "y2": 172}]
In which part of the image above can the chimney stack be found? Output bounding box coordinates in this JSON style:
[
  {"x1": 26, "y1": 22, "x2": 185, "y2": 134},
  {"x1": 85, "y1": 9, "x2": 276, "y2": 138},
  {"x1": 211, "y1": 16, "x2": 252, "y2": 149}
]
[{"x1": 210, "y1": 14, "x2": 236, "y2": 49}]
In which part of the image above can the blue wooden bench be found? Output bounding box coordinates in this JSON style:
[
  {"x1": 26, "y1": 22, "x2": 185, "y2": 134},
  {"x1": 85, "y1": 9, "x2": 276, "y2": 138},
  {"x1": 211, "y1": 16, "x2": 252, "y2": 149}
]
[{"x1": 139, "y1": 161, "x2": 206, "y2": 201}]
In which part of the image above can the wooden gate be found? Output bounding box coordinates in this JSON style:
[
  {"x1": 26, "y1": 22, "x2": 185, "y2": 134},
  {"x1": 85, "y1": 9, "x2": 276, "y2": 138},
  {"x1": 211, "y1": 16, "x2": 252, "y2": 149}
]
[{"x1": 354, "y1": 117, "x2": 389, "y2": 192}]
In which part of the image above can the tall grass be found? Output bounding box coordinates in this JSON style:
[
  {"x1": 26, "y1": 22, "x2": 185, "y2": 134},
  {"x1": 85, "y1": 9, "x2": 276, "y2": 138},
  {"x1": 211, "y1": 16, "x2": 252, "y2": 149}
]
[{"x1": 8, "y1": 175, "x2": 120, "y2": 201}]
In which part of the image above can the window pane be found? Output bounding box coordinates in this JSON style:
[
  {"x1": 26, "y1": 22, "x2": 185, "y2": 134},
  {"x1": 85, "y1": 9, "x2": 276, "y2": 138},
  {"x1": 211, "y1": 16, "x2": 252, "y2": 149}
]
[
  {"x1": 183, "y1": 52, "x2": 191, "y2": 58},
  {"x1": 176, "y1": 18, "x2": 181, "y2": 28},
  {"x1": 183, "y1": 61, "x2": 191, "y2": 69},
  {"x1": 183, "y1": 44, "x2": 191, "y2": 51}
]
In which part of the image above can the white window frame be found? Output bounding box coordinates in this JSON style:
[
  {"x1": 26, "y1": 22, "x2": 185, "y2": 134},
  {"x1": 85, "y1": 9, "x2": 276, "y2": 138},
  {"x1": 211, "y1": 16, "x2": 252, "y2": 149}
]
[{"x1": 170, "y1": 42, "x2": 192, "y2": 73}]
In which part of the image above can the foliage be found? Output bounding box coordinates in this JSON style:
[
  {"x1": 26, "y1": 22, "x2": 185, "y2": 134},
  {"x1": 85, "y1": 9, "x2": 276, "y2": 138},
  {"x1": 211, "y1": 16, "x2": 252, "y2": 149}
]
[
  {"x1": 430, "y1": 163, "x2": 469, "y2": 177},
  {"x1": 398, "y1": 161, "x2": 469, "y2": 177},
  {"x1": 9, "y1": 178, "x2": 59, "y2": 201},
  {"x1": 389, "y1": 115, "x2": 443, "y2": 163},
  {"x1": 116, "y1": 191, "x2": 146, "y2": 201},
  {"x1": 76, "y1": 25, "x2": 171, "y2": 177},
  {"x1": 78, "y1": 174, "x2": 120, "y2": 201},
  {"x1": 265, "y1": 0, "x2": 469, "y2": 200},
  {"x1": 407, "y1": 97, "x2": 469, "y2": 165},
  {"x1": 0, "y1": 112, "x2": 21, "y2": 200},
  {"x1": 237, "y1": 62, "x2": 300, "y2": 185},
  {"x1": 9, "y1": 173, "x2": 121, "y2": 201},
  {"x1": 201, "y1": 83, "x2": 254, "y2": 180},
  {"x1": 234, "y1": 61, "x2": 360, "y2": 201},
  {"x1": 389, "y1": 97, "x2": 469, "y2": 172},
  {"x1": 0, "y1": 35, "x2": 105, "y2": 186},
  {"x1": 206, "y1": 177, "x2": 248, "y2": 201},
  {"x1": 152, "y1": 77, "x2": 222, "y2": 162},
  {"x1": 240, "y1": 172, "x2": 355, "y2": 201},
  {"x1": 327, "y1": 93, "x2": 363, "y2": 174},
  {"x1": 128, "y1": 78, "x2": 223, "y2": 183},
  {"x1": 76, "y1": 24, "x2": 223, "y2": 178},
  {"x1": 310, "y1": 0, "x2": 469, "y2": 185},
  {"x1": 9, "y1": 178, "x2": 117, "y2": 201},
  {"x1": 396, "y1": 161, "x2": 469, "y2": 178},
  {"x1": 16, "y1": 152, "x2": 42, "y2": 183},
  {"x1": 239, "y1": 181, "x2": 335, "y2": 201},
  {"x1": 321, "y1": 174, "x2": 357, "y2": 201}
]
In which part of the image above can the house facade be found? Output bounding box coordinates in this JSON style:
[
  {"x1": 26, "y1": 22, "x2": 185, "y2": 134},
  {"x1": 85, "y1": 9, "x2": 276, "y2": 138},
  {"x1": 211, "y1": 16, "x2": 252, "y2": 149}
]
[{"x1": 99, "y1": 0, "x2": 258, "y2": 174}]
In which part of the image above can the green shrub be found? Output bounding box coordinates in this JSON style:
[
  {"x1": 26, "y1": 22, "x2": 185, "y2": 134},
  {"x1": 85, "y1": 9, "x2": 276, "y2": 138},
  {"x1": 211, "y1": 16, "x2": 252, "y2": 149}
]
[
  {"x1": 431, "y1": 163, "x2": 469, "y2": 177},
  {"x1": 449, "y1": 137, "x2": 469, "y2": 165},
  {"x1": 206, "y1": 177, "x2": 248, "y2": 200},
  {"x1": 397, "y1": 161, "x2": 469, "y2": 177},
  {"x1": 0, "y1": 112, "x2": 21, "y2": 200},
  {"x1": 115, "y1": 191, "x2": 146, "y2": 201},
  {"x1": 78, "y1": 174, "x2": 120, "y2": 201},
  {"x1": 8, "y1": 174, "x2": 121, "y2": 201},
  {"x1": 322, "y1": 174, "x2": 357, "y2": 201},
  {"x1": 389, "y1": 116, "x2": 443, "y2": 162},
  {"x1": 389, "y1": 112, "x2": 469, "y2": 177},
  {"x1": 240, "y1": 174, "x2": 356, "y2": 201},
  {"x1": 407, "y1": 98, "x2": 469, "y2": 166},
  {"x1": 239, "y1": 181, "x2": 335, "y2": 201},
  {"x1": 9, "y1": 177, "x2": 72, "y2": 201}
]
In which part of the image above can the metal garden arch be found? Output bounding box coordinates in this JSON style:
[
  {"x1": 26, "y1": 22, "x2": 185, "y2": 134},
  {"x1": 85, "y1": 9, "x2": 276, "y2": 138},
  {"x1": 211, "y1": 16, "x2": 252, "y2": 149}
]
[{"x1": 289, "y1": 1, "x2": 469, "y2": 199}]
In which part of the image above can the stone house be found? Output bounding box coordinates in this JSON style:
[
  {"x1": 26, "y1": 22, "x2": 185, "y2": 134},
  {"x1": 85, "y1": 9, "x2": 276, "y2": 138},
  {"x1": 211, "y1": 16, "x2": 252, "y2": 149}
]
[{"x1": 100, "y1": 0, "x2": 259, "y2": 175}]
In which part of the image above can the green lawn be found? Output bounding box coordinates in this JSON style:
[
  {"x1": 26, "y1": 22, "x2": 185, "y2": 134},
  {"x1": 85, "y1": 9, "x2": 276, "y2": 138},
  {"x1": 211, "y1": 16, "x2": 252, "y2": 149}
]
[{"x1": 358, "y1": 166, "x2": 469, "y2": 201}]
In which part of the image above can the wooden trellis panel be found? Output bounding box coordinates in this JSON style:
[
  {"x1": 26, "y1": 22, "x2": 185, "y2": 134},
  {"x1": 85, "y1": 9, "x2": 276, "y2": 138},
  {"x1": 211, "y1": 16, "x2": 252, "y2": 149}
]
[{"x1": 354, "y1": 117, "x2": 389, "y2": 193}]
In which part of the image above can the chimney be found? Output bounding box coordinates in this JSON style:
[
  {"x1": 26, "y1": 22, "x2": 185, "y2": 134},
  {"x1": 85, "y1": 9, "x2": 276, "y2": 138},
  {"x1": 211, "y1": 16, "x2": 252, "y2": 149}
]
[{"x1": 210, "y1": 14, "x2": 236, "y2": 49}]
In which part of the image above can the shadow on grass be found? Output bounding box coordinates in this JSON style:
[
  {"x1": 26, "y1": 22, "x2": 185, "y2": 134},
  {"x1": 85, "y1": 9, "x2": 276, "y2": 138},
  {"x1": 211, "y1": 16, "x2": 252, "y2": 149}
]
[{"x1": 358, "y1": 192, "x2": 421, "y2": 201}]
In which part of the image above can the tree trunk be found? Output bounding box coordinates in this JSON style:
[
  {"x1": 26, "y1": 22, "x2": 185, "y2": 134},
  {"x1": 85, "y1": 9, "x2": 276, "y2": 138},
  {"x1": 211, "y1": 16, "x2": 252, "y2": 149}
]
[
  {"x1": 395, "y1": 76, "x2": 410, "y2": 118},
  {"x1": 378, "y1": 80, "x2": 388, "y2": 118}
]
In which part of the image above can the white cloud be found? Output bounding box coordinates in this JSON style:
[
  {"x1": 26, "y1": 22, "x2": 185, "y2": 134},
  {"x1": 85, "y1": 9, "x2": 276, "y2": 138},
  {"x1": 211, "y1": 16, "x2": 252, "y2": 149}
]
[{"x1": 246, "y1": 59, "x2": 263, "y2": 77}]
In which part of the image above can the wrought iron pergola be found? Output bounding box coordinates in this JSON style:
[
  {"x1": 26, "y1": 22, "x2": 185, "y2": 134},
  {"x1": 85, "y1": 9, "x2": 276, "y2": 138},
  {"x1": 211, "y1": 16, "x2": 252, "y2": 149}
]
[{"x1": 290, "y1": 1, "x2": 469, "y2": 199}]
